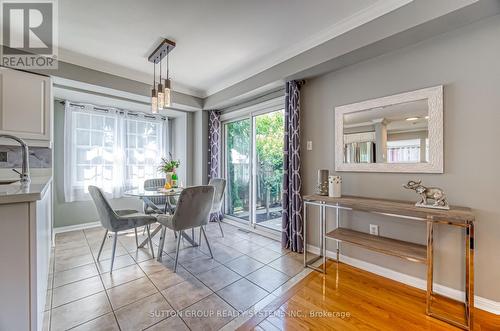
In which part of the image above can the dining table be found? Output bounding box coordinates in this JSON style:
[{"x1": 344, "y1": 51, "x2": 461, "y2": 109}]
[{"x1": 124, "y1": 187, "x2": 199, "y2": 248}]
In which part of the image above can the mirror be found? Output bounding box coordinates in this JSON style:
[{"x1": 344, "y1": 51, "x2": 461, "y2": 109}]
[{"x1": 335, "y1": 86, "x2": 443, "y2": 173}]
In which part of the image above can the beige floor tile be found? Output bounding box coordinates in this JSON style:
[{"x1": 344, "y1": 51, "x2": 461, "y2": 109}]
[
  {"x1": 139, "y1": 257, "x2": 175, "y2": 275},
  {"x1": 145, "y1": 316, "x2": 189, "y2": 330},
  {"x1": 130, "y1": 247, "x2": 156, "y2": 263},
  {"x1": 55, "y1": 253, "x2": 95, "y2": 272},
  {"x1": 249, "y1": 235, "x2": 277, "y2": 247},
  {"x1": 225, "y1": 255, "x2": 264, "y2": 276},
  {"x1": 171, "y1": 246, "x2": 209, "y2": 262},
  {"x1": 266, "y1": 241, "x2": 289, "y2": 254},
  {"x1": 50, "y1": 292, "x2": 112, "y2": 331},
  {"x1": 196, "y1": 265, "x2": 241, "y2": 291},
  {"x1": 53, "y1": 263, "x2": 99, "y2": 288},
  {"x1": 268, "y1": 254, "x2": 304, "y2": 277},
  {"x1": 96, "y1": 254, "x2": 136, "y2": 274},
  {"x1": 181, "y1": 293, "x2": 237, "y2": 331},
  {"x1": 55, "y1": 230, "x2": 86, "y2": 244},
  {"x1": 231, "y1": 239, "x2": 263, "y2": 255},
  {"x1": 162, "y1": 278, "x2": 212, "y2": 310},
  {"x1": 246, "y1": 266, "x2": 290, "y2": 293},
  {"x1": 101, "y1": 264, "x2": 146, "y2": 289},
  {"x1": 246, "y1": 247, "x2": 282, "y2": 264},
  {"x1": 148, "y1": 267, "x2": 194, "y2": 290},
  {"x1": 217, "y1": 278, "x2": 268, "y2": 312},
  {"x1": 52, "y1": 275, "x2": 104, "y2": 308},
  {"x1": 91, "y1": 244, "x2": 129, "y2": 260},
  {"x1": 115, "y1": 293, "x2": 174, "y2": 331},
  {"x1": 258, "y1": 319, "x2": 282, "y2": 331},
  {"x1": 201, "y1": 242, "x2": 244, "y2": 263},
  {"x1": 107, "y1": 277, "x2": 158, "y2": 309},
  {"x1": 55, "y1": 245, "x2": 92, "y2": 260},
  {"x1": 71, "y1": 312, "x2": 119, "y2": 331},
  {"x1": 180, "y1": 255, "x2": 221, "y2": 275}
]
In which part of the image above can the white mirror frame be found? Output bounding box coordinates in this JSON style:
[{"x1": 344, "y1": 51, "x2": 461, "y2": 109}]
[{"x1": 335, "y1": 85, "x2": 443, "y2": 173}]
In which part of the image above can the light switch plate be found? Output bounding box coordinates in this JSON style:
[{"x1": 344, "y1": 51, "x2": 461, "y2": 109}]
[
  {"x1": 306, "y1": 141, "x2": 313, "y2": 150},
  {"x1": 369, "y1": 224, "x2": 379, "y2": 236}
]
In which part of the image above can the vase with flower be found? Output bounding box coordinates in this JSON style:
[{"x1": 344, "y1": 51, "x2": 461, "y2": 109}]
[{"x1": 158, "y1": 154, "x2": 180, "y2": 188}]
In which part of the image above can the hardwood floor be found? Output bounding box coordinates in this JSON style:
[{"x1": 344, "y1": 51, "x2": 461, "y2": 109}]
[{"x1": 238, "y1": 260, "x2": 499, "y2": 331}]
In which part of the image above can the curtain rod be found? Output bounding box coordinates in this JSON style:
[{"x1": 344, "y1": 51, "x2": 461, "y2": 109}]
[{"x1": 62, "y1": 100, "x2": 167, "y2": 120}]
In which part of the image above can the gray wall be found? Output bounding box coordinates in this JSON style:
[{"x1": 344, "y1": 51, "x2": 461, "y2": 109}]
[
  {"x1": 301, "y1": 15, "x2": 500, "y2": 301},
  {"x1": 53, "y1": 102, "x2": 143, "y2": 228}
]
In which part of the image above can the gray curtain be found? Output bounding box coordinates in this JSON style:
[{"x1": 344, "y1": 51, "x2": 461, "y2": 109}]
[
  {"x1": 282, "y1": 80, "x2": 303, "y2": 252},
  {"x1": 208, "y1": 110, "x2": 223, "y2": 222}
]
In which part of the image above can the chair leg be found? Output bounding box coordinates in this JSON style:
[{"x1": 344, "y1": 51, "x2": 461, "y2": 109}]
[
  {"x1": 134, "y1": 227, "x2": 139, "y2": 248},
  {"x1": 201, "y1": 226, "x2": 213, "y2": 259},
  {"x1": 146, "y1": 224, "x2": 155, "y2": 259},
  {"x1": 157, "y1": 226, "x2": 166, "y2": 261},
  {"x1": 174, "y1": 230, "x2": 182, "y2": 272},
  {"x1": 110, "y1": 233, "x2": 118, "y2": 273},
  {"x1": 198, "y1": 226, "x2": 203, "y2": 247},
  {"x1": 217, "y1": 218, "x2": 224, "y2": 237},
  {"x1": 97, "y1": 230, "x2": 108, "y2": 261}
]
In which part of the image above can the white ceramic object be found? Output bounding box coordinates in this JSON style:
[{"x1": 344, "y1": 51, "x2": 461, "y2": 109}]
[{"x1": 329, "y1": 175, "x2": 342, "y2": 198}]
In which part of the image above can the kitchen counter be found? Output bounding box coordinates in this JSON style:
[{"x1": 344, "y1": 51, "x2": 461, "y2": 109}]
[{"x1": 0, "y1": 177, "x2": 52, "y2": 204}]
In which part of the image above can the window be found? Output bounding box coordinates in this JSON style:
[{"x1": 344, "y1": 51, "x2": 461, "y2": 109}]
[
  {"x1": 124, "y1": 116, "x2": 165, "y2": 190},
  {"x1": 387, "y1": 138, "x2": 428, "y2": 163},
  {"x1": 64, "y1": 102, "x2": 167, "y2": 202}
]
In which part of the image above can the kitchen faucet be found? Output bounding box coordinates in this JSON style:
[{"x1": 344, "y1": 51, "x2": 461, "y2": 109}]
[{"x1": 0, "y1": 134, "x2": 31, "y2": 183}]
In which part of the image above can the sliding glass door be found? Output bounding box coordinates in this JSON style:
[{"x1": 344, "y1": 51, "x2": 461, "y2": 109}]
[
  {"x1": 225, "y1": 118, "x2": 251, "y2": 221},
  {"x1": 223, "y1": 107, "x2": 284, "y2": 231}
]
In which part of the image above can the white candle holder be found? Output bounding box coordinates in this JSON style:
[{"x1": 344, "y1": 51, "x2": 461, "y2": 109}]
[{"x1": 329, "y1": 175, "x2": 342, "y2": 198}]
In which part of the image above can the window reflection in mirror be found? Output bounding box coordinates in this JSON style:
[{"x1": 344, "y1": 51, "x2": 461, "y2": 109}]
[{"x1": 343, "y1": 99, "x2": 429, "y2": 164}]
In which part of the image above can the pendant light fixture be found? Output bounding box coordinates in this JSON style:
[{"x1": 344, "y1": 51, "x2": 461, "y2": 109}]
[
  {"x1": 151, "y1": 62, "x2": 158, "y2": 113},
  {"x1": 163, "y1": 51, "x2": 171, "y2": 108},
  {"x1": 157, "y1": 60, "x2": 165, "y2": 109},
  {"x1": 148, "y1": 39, "x2": 176, "y2": 113}
]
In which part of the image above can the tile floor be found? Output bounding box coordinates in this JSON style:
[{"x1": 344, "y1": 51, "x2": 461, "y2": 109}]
[{"x1": 44, "y1": 221, "x2": 307, "y2": 331}]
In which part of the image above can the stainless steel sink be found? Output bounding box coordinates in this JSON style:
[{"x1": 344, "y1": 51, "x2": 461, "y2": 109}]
[{"x1": 0, "y1": 179, "x2": 20, "y2": 185}]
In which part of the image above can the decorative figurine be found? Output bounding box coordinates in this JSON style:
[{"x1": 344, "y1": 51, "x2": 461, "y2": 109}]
[
  {"x1": 317, "y1": 169, "x2": 329, "y2": 196},
  {"x1": 329, "y1": 175, "x2": 342, "y2": 198},
  {"x1": 403, "y1": 180, "x2": 449, "y2": 210}
]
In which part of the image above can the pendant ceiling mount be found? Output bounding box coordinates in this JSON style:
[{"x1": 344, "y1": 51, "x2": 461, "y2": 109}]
[{"x1": 148, "y1": 39, "x2": 176, "y2": 64}]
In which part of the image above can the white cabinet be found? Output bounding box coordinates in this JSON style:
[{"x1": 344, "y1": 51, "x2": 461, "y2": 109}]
[
  {"x1": 0, "y1": 67, "x2": 53, "y2": 147},
  {"x1": 0, "y1": 181, "x2": 52, "y2": 331}
]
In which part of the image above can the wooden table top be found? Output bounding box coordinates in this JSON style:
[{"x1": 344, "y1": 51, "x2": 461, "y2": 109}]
[{"x1": 303, "y1": 194, "x2": 474, "y2": 224}]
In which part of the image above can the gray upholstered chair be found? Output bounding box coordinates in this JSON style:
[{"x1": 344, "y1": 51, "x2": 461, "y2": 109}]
[
  {"x1": 88, "y1": 185, "x2": 157, "y2": 272},
  {"x1": 143, "y1": 178, "x2": 167, "y2": 214},
  {"x1": 156, "y1": 185, "x2": 215, "y2": 272},
  {"x1": 198, "y1": 178, "x2": 226, "y2": 246},
  {"x1": 209, "y1": 178, "x2": 226, "y2": 236}
]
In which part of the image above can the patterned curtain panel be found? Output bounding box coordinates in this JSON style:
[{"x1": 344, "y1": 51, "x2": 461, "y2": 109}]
[
  {"x1": 282, "y1": 80, "x2": 303, "y2": 253},
  {"x1": 208, "y1": 110, "x2": 223, "y2": 222}
]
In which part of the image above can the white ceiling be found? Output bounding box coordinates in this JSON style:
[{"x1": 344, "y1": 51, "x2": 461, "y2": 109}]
[{"x1": 58, "y1": 0, "x2": 408, "y2": 98}]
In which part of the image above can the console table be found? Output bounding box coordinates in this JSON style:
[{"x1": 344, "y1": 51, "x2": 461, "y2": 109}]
[{"x1": 303, "y1": 194, "x2": 475, "y2": 330}]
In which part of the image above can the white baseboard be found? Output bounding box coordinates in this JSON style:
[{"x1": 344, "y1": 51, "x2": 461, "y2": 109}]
[
  {"x1": 53, "y1": 221, "x2": 101, "y2": 234},
  {"x1": 306, "y1": 244, "x2": 500, "y2": 315}
]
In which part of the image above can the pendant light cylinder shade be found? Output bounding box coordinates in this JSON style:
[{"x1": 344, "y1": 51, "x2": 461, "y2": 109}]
[
  {"x1": 157, "y1": 82, "x2": 165, "y2": 109},
  {"x1": 151, "y1": 88, "x2": 158, "y2": 114},
  {"x1": 164, "y1": 79, "x2": 171, "y2": 108}
]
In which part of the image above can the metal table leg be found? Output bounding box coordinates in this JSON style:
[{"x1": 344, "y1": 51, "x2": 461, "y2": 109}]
[
  {"x1": 426, "y1": 220, "x2": 434, "y2": 315},
  {"x1": 304, "y1": 200, "x2": 325, "y2": 273},
  {"x1": 465, "y1": 222, "x2": 474, "y2": 329}
]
